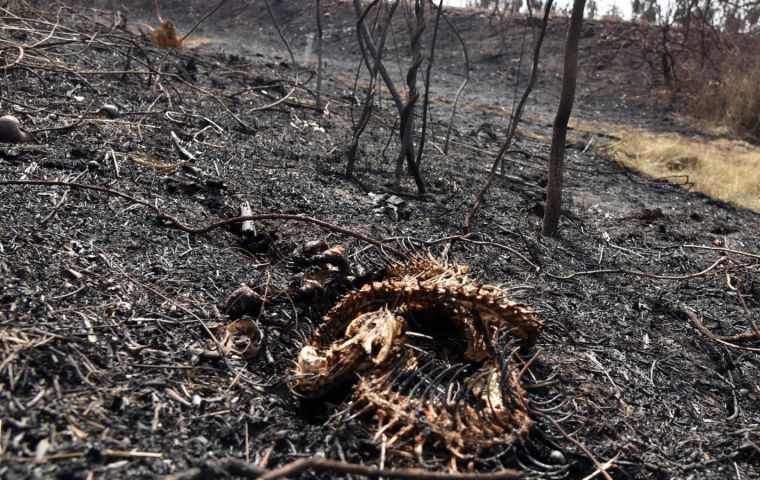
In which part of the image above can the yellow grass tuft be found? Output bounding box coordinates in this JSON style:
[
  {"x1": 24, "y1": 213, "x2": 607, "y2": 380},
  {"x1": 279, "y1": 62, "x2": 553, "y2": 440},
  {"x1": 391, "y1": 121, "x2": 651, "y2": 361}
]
[
  {"x1": 520, "y1": 114, "x2": 760, "y2": 212},
  {"x1": 607, "y1": 129, "x2": 760, "y2": 212},
  {"x1": 181, "y1": 36, "x2": 218, "y2": 49}
]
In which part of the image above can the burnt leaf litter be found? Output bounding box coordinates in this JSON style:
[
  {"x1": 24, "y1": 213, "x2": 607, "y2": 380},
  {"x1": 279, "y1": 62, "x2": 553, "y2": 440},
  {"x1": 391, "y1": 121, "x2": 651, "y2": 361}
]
[{"x1": 1, "y1": 1, "x2": 759, "y2": 479}]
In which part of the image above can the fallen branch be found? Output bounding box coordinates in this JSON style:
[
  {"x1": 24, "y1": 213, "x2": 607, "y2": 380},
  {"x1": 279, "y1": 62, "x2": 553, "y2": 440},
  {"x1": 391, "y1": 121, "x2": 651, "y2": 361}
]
[
  {"x1": 4, "y1": 180, "x2": 753, "y2": 285},
  {"x1": 170, "y1": 131, "x2": 196, "y2": 161},
  {"x1": 684, "y1": 244, "x2": 760, "y2": 261},
  {"x1": 412, "y1": 234, "x2": 750, "y2": 282},
  {"x1": 681, "y1": 304, "x2": 760, "y2": 352},
  {"x1": 0, "y1": 179, "x2": 401, "y2": 256}
]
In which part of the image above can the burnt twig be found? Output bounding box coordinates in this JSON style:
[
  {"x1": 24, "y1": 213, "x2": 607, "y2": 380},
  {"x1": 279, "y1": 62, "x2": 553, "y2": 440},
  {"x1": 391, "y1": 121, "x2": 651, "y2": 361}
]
[
  {"x1": 347, "y1": 0, "x2": 397, "y2": 177},
  {"x1": 0, "y1": 179, "x2": 402, "y2": 256},
  {"x1": 681, "y1": 304, "x2": 760, "y2": 352},
  {"x1": 315, "y1": 0, "x2": 324, "y2": 110},
  {"x1": 414, "y1": 0, "x2": 444, "y2": 168},
  {"x1": 179, "y1": 0, "x2": 229, "y2": 44},
  {"x1": 462, "y1": 0, "x2": 553, "y2": 234},
  {"x1": 534, "y1": 411, "x2": 614, "y2": 480},
  {"x1": 439, "y1": 6, "x2": 470, "y2": 155},
  {"x1": 250, "y1": 0, "x2": 299, "y2": 113}
]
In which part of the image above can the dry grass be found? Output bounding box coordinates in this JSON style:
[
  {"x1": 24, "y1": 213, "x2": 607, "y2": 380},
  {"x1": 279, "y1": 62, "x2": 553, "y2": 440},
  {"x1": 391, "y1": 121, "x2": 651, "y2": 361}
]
[
  {"x1": 521, "y1": 115, "x2": 760, "y2": 212},
  {"x1": 455, "y1": 99, "x2": 760, "y2": 211},
  {"x1": 182, "y1": 35, "x2": 219, "y2": 48},
  {"x1": 606, "y1": 128, "x2": 760, "y2": 212},
  {"x1": 683, "y1": 63, "x2": 760, "y2": 140},
  {"x1": 331, "y1": 75, "x2": 760, "y2": 212}
]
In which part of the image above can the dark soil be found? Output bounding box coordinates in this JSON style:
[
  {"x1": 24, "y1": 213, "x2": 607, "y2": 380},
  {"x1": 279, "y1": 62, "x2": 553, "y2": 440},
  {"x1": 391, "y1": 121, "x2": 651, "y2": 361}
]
[{"x1": 1, "y1": 2, "x2": 759, "y2": 479}]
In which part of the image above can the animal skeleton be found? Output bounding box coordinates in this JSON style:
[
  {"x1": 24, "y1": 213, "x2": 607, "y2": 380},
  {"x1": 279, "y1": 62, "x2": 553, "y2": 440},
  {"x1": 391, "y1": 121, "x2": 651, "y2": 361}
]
[{"x1": 293, "y1": 256, "x2": 542, "y2": 459}]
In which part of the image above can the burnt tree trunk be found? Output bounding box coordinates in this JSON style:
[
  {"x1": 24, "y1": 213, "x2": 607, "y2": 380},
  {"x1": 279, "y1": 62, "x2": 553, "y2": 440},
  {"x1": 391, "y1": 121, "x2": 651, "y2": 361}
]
[
  {"x1": 542, "y1": 0, "x2": 586, "y2": 236},
  {"x1": 393, "y1": 0, "x2": 426, "y2": 194},
  {"x1": 347, "y1": 0, "x2": 397, "y2": 177}
]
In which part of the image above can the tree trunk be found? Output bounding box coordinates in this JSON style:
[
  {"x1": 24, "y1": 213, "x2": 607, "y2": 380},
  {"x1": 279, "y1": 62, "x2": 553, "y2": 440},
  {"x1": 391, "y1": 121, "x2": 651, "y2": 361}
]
[
  {"x1": 393, "y1": 0, "x2": 426, "y2": 194},
  {"x1": 542, "y1": 0, "x2": 586, "y2": 236},
  {"x1": 346, "y1": 1, "x2": 397, "y2": 177}
]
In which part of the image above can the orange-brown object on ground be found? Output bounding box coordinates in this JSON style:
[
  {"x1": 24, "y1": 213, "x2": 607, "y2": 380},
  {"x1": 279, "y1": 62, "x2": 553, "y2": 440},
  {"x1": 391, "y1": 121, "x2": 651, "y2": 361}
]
[
  {"x1": 292, "y1": 256, "x2": 541, "y2": 459},
  {"x1": 151, "y1": 20, "x2": 182, "y2": 49}
]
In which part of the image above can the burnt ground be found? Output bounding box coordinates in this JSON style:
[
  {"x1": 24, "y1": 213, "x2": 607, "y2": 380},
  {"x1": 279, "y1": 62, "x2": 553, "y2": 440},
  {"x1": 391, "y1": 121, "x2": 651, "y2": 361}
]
[{"x1": 1, "y1": 1, "x2": 759, "y2": 479}]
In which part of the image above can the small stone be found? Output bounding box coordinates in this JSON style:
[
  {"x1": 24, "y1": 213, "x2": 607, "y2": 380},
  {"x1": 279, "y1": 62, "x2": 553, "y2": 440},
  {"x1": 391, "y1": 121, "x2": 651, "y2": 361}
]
[
  {"x1": 303, "y1": 239, "x2": 328, "y2": 255},
  {"x1": 98, "y1": 104, "x2": 120, "y2": 119},
  {"x1": 386, "y1": 195, "x2": 405, "y2": 206},
  {"x1": 549, "y1": 450, "x2": 566, "y2": 464},
  {"x1": 369, "y1": 192, "x2": 389, "y2": 207},
  {"x1": 62, "y1": 268, "x2": 83, "y2": 281},
  {"x1": 34, "y1": 438, "x2": 50, "y2": 462},
  {"x1": 0, "y1": 115, "x2": 35, "y2": 143},
  {"x1": 224, "y1": 284, "x2": 264, "y2": 317}
]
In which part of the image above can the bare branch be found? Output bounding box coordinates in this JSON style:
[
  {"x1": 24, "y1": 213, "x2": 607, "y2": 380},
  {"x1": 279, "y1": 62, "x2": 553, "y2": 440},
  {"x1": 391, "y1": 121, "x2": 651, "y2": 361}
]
[{"x1": 462, "y1": 0, "x2": 553, "y2": 234}]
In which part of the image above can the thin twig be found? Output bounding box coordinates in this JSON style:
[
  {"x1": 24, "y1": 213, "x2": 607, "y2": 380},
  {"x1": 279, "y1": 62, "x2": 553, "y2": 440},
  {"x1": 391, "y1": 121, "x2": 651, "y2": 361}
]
[
  {"x1": 734, "y1": 279, "x2": 760, "y2": 339},
  {"x1": 681, "y1": 304, "x2": 760, "y2": 352},
  {"x1": 346, "y1": 0, "x2": 395, "y2": 177},
  {"x1": 684, "y1": 244, "x2": 760, "y2": 261},
  {"x1": 415, "y1": 0, "x2": 444, "y2": 168},
  {"x1": 462, "y1": 0, "x2": 553, "y2": 234},
  {"x1": 419, "y1": 234, "x2": 743, "y2": 282},
  {"x1": 180, "y1": 0, "x2": 229, "y2": 43},
  {"x1": 534, "y1": 411, "x2": 614, "y2": 480},
  {"x1": 439, "y1": 5, "x2": 469, "y2": 154},
  {"x1": 314, "y1": 0, "x2": 324, "y2": 110},
  {"x1": 29, "y1": 99, "x2": 96, "y2": 134},
  {"x1": 0, "y1": 44, "x2": 24, "y2": 70},
  {"x1": 0, "y1": 179, "x2": 402, "y2": 257},
  {"x1": 250, "y1": 0, "x2": 299, "y2": 113}
]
